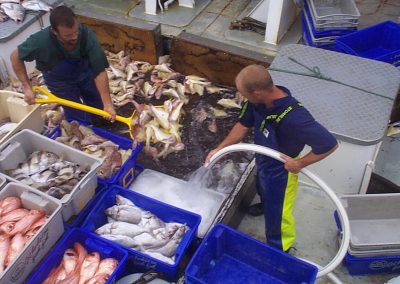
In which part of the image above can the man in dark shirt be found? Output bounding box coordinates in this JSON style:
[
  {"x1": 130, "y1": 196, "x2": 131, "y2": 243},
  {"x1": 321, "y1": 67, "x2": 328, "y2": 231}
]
[
  {"x1": 206, "y1": 65, "x2": 338, "y2": 252},
  {"x1": 10, "y1": 5, "x2": 116, "y2": 122}
]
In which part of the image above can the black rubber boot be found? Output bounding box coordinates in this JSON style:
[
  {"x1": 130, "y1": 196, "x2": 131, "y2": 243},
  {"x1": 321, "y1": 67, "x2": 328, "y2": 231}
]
[{"x1": 247, "y1": 202, "x2": 263, "y2": 216}]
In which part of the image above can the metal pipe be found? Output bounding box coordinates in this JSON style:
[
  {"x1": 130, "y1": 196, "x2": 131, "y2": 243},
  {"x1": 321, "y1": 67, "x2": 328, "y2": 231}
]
[{"x1": 206, "y1": 143, "x2": 350, "y2": 278}]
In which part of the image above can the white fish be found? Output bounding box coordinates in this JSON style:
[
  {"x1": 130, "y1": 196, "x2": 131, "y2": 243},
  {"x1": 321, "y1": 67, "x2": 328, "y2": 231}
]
[
  {"x1": 147, "y1": 225, "x2": 186, "y2": 257},
  {"x1": 0, "y1": 8, "x2": 9, "y2": 22},
  {"x1": 115, "y1": 194, "x2": 135, "y2": 206},
  {"x1": 217, "y1": 98, "x2": 242, "y2": 109},
  {"x1": 147, "y1": 124, "x2": 175, "y2": 144},
  {"x1": 96, "y1": 221, "x2": 148, "y2": 238},
  {"x1": 105, "y1": 205, "x2": 142, "y2": 224},
  {"x1": 150, "y1": 105, "x2": 170, "y2": 129},
  {"x1": 1, "y1": 3, "x2": 24, "y2": 22},
  {"x1": 21, "y1": 0, "x2": 52, "y2": 11},
  {"x1": 139, "y1": 211, "x2": 165, "y2": 231},
  {"x1": 101, "y1": 234, "x2": 139, "y2": 248}
]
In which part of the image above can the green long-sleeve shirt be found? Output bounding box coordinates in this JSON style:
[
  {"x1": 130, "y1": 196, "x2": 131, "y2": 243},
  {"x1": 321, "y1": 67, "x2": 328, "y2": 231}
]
[{"x1": 18, "y1": 24, "x2": 109, "y2": 77}]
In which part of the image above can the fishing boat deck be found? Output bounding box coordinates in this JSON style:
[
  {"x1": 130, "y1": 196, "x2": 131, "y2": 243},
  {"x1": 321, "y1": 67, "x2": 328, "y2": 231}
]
[{"x1": 60, "y1": 0, "x2": 400, "y2": 283}]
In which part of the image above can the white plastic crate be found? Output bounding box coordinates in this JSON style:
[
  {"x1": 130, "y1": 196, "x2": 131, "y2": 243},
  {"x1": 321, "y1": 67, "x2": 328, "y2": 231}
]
[
  {"x1": 0, "y1": 129, "x2": 102, "y2": 221},
  {"x1": 309, "y1": 0, "x2": 360, "y2": 24},
  {"x1": 0, "y1": 182, "x2": 64, "y2": 284},
  {"x1": 0, "y1": 90, "x2": 44, "y2": 146}
]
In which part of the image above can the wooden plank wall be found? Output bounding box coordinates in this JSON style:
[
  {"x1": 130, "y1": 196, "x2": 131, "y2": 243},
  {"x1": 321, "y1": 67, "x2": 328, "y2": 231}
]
[
  {"x1": 171, "y1": 32, "x2": 273, "y2": 87},
  {"x1": 76, "y1": 12, "x2": 161, "y2": 65}
]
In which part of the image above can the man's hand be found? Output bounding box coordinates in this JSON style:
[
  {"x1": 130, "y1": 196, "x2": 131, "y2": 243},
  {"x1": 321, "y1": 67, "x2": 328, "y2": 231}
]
[
  {"x1": 24, "y1": 86, "x2": 35, "y2": 105},
  {"x1": 103, "y1": 104, "x2": 116, "y2": 121},
  {"x1": 205, "y1": 147, "x2": 222, "y2": 166},
  {"x1": 281, "y1": 155, "x2": 303, "y2": 174}
]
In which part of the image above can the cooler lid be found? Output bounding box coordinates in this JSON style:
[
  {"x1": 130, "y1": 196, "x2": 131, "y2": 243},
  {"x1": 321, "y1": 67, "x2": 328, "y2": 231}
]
[{"x1": 269, "y1": 44, "x2": 400, "y2": 145}]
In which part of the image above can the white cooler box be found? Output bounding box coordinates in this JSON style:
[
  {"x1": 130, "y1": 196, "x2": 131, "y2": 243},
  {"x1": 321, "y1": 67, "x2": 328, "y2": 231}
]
[
  {"x1": 0, "y1": 129, "x2": 102, "y2": 220},
  {"x1": 0, "y1": 182, "x2": 64, "y2": 284},
  {"x1": 0, "y1": 90, "x2": 44, "y2": 145}
]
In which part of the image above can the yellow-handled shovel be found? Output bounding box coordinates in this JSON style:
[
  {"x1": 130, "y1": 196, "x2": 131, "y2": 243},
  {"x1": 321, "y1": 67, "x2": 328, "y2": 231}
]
[{"x1": 33, "y1": 86, "x2": 137, "y2": 139}]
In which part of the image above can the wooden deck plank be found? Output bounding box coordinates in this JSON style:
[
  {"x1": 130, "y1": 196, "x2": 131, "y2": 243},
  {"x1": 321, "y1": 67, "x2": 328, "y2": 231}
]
[{"x1": 171, "y1": 32, "x2": 273, "y2": 86}]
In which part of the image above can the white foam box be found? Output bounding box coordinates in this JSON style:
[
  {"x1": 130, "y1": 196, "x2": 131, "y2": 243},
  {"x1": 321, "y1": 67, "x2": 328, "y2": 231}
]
[
  {"x1": 0, "y1": 182, "x2": 64, "y2": 284},
  {"x1": 0, "y1": 129, "x2": 103, "y2": 221},
  {"x1": 0, "y1": 90, "x2": 44, "y2": 145}
]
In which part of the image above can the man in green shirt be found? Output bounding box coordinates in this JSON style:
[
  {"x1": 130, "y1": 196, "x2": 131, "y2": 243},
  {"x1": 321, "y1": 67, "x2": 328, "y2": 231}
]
[{"x1": 10, "y1": 5, "x2": 116, "y2": 122}]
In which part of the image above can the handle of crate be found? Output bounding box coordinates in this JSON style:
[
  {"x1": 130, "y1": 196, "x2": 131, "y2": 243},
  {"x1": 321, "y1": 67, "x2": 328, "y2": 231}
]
[
  {"x1": 21, "y1": 190, "x2": 49, "y2": 209},
  {"x1": 122, "y1": 163, "x2": 144, "y2": 188}
]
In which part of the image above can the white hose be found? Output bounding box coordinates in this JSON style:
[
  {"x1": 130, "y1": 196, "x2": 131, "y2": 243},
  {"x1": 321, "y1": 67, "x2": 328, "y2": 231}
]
[{"x1": 206, "y1": 143, "x2": 350, "y2": 278}]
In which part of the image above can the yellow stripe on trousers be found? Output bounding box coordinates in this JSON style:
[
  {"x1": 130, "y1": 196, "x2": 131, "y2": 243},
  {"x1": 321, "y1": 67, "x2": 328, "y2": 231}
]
[{"x1": 281, "y1": 171, "x2": 299, "y2": 251}]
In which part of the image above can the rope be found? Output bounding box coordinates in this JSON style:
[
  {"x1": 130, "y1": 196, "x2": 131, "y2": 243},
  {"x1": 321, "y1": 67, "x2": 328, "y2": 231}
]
[{"x1": 268, "y1": 56, "x2": 394, "y2": 101}]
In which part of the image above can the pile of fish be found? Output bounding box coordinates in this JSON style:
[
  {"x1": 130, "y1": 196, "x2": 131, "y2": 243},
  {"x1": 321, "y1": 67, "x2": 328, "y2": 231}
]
[
  {"x1": 96, "y1": 195, "x2": 188, "y2": 265},
  {"x1": 0, "y1": 196, "x2": 47, "y2": 273},
  {"x1": 43, "y1": 242, "x2": 119, "y2": 284},
  {"x1": 0, "y1": 118, "x2": 17, "y2": 140},
  {"x1": 105, "y1": 50, "x2": 231, "y2": 108},
  {"x1": 6, "y1": 151, "x2": 88, "y2": 199},
  {"x1": 131, "y1": 100, "x2": 185, "y2": 160},
  {"x1": 0, "y1": 0, "x2": 52, "y2": 23},
  {"x1": 56, "y1": 120, "x2": 132, "y2": 179}
]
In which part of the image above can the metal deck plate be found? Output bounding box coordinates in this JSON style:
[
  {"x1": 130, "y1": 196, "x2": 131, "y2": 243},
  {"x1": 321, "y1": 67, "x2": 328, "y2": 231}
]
[
  {"x1": 269, "y1": 44, "x2": 400, "y2": 145},
  {"x1": 0, "y1": 0, "x2": 62, "y2": 43}
]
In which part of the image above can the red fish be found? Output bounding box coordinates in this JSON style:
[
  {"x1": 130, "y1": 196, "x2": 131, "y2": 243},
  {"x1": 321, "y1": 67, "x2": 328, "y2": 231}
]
[
  {"x1": 79, "y1": 252, "x2": 100, "y2": 284},
  {"x1": 0, "y1": 235, "x2": 10, "y2": 273},
  {"x1": 6, "y1": 233, "x2": 26, "y2": 267},
  {"x1": 0, "y1": 221, "x2": 16, "y2": 234},
  {"x1": 0, "y1": 197, "x2": 22, "y2": 216},
  {"x1": 8, "y1": 209, "x2": 45, "y2": 236},
  {"x1": 0, "y1": 208, "x2": 29, "y2": 224}
]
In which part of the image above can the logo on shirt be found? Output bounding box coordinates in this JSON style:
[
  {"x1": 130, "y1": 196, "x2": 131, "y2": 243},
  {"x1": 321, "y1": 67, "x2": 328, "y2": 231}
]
[{"x1": 263, "y1": 128, "x2": 269, "y2": 139}]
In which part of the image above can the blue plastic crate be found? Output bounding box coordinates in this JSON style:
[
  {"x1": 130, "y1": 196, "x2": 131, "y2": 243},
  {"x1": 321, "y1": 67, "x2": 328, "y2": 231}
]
[
  {"x1": 70, "y1": 164, "x2": 143, "y2": 227},
  {"x1": 26, "y1": 228, "x2": 128, "y2": 284},
  {"x1": 80, "y1": 185, "x2": 201, "y2": 281},
  {"x1": 48, "y1": 120, "x2": 142, "y2": 187},
  {"x1": 344, "y1": 253, "x2": 400, "y2": 276},
  {"x1": 303, "y1": 0, "x2": 356, "y2": 38},
  {"x1": 185, "y1": 224, "x2": 318, "y2": 284},
  {"x1": 336, "y1": 21, "x2": 400, "y2": 66}
]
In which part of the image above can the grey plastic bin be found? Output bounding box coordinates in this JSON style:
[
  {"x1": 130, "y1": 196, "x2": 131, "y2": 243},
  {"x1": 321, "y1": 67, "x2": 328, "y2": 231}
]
[
  {"x1": 0, "y1": 182, "x2": 64, "y2": 284},
  {"x1": 340, "y1": 193, "x2": 400, "y2": 250},
  {"x1": 0, "y1": 174, "x2": 6, "y2": 189},
  {"x1": 0, "y1": 129, "x2": 103, "y2": 221},
  {"x1": 309, "y1": 0, "x2": 360, "y2": 24}
]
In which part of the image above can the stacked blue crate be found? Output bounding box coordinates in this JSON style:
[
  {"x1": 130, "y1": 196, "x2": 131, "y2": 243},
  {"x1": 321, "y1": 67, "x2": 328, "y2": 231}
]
[{"x1": 302, "y1": 0, "x2": 359, "y2": 50}]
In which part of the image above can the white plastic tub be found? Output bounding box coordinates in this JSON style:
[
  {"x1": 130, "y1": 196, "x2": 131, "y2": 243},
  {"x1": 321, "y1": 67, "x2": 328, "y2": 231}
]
[
  {"x1": 0, "y1": 182, "x2": 64, "y2": 284},
  {"x1": 340, "y1": 193, "x2": 400, "y2": 250},
  {"x1": 0, "y1": 90, "x2": 44, "y2": 146},
  {"x1": 0, "y1": 129, "x2": 102, "y2": 221}
]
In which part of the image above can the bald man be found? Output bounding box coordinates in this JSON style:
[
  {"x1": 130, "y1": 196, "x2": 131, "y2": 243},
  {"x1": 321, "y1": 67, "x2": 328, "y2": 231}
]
[{"x1": 206, "y1": 65, "x2": 338, "y2": 252}]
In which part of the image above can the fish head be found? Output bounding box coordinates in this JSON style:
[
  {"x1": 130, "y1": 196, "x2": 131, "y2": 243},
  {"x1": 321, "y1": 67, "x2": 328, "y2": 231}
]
[
  {"x1": 0, "y1": 221, "x2": 15, "y2": 234},
  {"x1": 40, "y1": 152, "x2": 60, "y2": 165}
]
